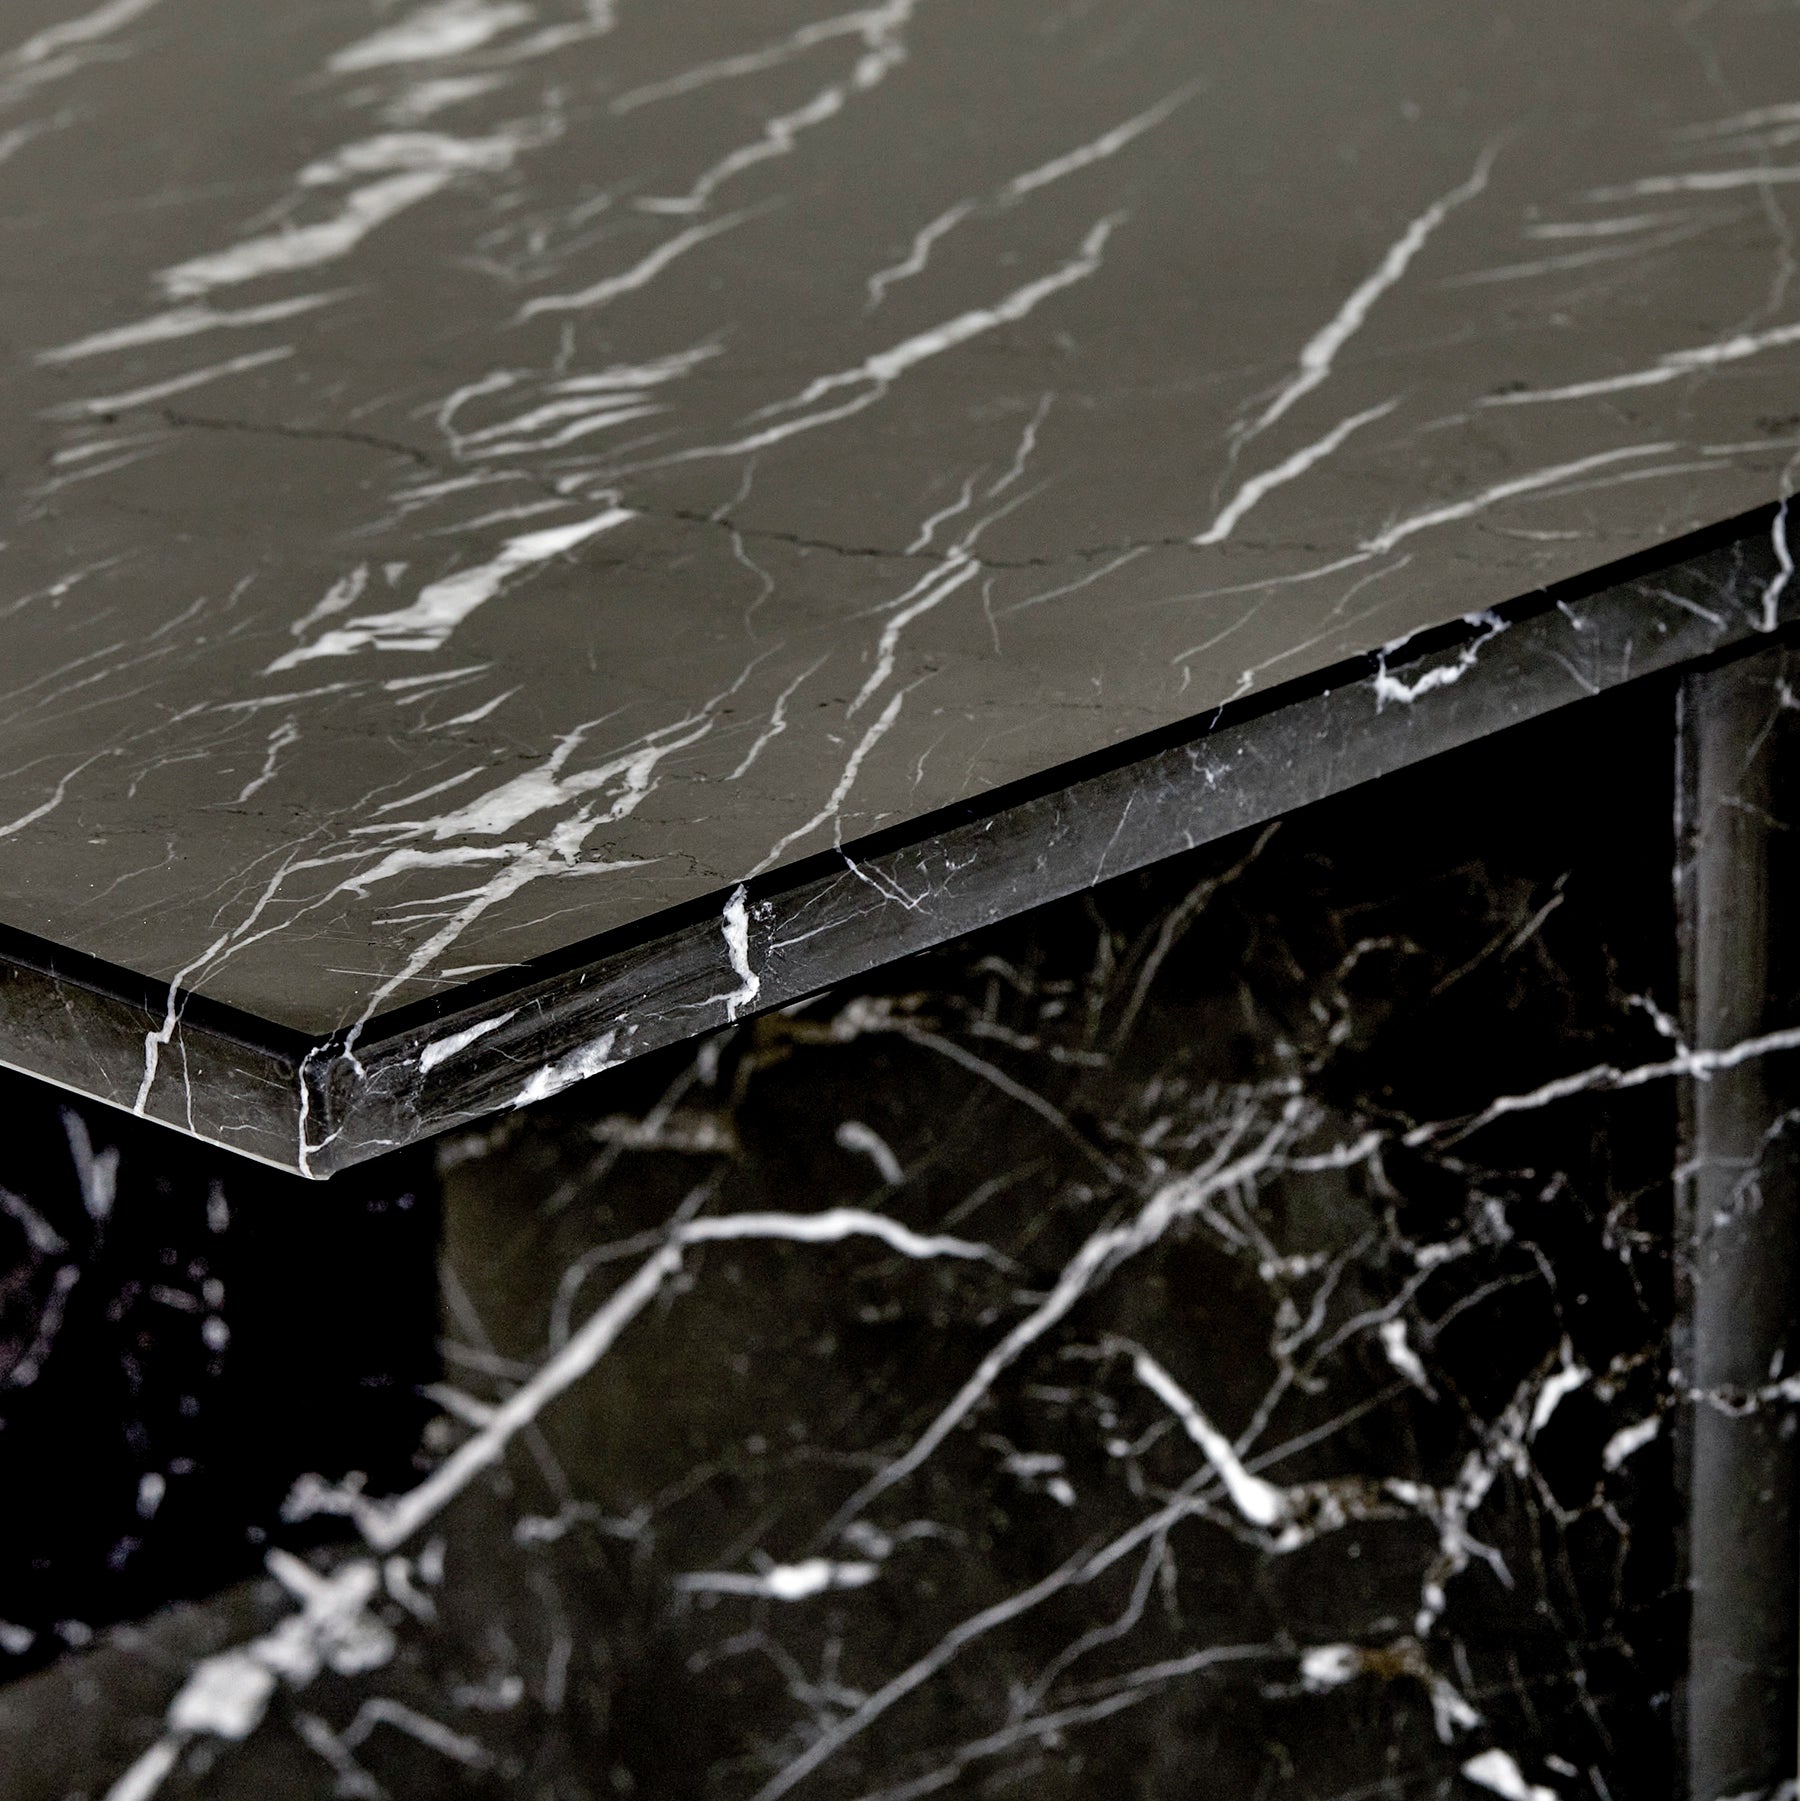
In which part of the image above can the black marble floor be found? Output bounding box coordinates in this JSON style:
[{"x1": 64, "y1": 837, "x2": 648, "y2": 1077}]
[{"x1": 5, "y1": 664, "x2": 1794, "y2": 1800}]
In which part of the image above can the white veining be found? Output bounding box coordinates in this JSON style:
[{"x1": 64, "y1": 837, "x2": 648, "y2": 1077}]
[
  {"x1": 1233, "y1": 148, "x2": 1497, "y2": 448},
  {"x1": 270, "y1": 506, "x2": 634, "y2": 668}
]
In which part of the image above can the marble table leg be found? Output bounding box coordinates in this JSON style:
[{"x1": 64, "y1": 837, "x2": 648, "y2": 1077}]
[{"x1": 1677, "y1": 643, "x2": 1800, "y2": 1801}]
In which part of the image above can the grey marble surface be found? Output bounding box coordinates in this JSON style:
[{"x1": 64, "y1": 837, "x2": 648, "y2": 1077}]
[{"x1": 2, "y1": 0, "x2": 1800, "y2": 1161}]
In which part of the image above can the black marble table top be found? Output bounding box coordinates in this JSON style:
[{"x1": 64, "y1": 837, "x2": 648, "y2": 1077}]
[{"x1": 2, "y1": 0, "x2": 1798, "y2": 1171}]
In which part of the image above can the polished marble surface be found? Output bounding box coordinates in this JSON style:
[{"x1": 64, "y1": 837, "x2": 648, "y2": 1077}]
[{"x1": 2, "y1": 0, "x2": 1800, "y2": 1161}]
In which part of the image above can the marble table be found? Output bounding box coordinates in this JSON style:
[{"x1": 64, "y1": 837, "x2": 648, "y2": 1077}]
[{"x1": 1, "y1": 2, "x2": 1798, "y2": 1798}]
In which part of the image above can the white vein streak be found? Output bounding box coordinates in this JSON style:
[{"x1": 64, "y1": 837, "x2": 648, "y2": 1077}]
[
  {"x1": 1195, "y1": 399, "x2": 1398, "y2": 545},
  {"x1": 1361, "y1": 444, "x2": 1673, "y2": 554},
  {"x1": 269, "y1": 506, "x2": 634, "y2": 668},
  {"x1": 358, "y1": 1207, "x2": 998, "y2": 1551},
  {"x1": 1238, "y1": 148, "x2": 1495, "y2": 445}
]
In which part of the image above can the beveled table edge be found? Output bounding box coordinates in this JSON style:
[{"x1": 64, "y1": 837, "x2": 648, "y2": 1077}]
[{"x1": 3, "y1": 502, "x2": 1789, "y2": 1175}]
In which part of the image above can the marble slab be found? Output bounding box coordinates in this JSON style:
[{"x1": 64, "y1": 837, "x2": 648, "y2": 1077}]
[{"x1": 2, "y1": 0, "x2": 1799, "y2": 1168}]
